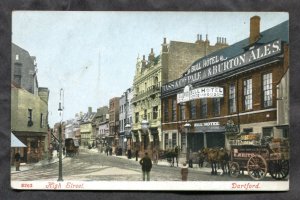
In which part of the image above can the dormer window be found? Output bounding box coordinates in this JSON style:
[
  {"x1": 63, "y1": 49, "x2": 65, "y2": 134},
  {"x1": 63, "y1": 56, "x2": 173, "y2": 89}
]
[{"x1": 16, "y1": 54, "x2": 19, "y2": 60}]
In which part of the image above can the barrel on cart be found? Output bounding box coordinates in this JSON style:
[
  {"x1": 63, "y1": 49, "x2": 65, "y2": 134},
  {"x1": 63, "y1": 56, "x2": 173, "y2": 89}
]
[{"x1": 229, "y1": 134, "x2": 289, "y2": 180}]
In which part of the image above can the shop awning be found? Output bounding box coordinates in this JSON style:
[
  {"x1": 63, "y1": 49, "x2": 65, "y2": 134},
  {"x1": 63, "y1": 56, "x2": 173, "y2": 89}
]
[{"x1": 11, "y1": 132, "x2": 26, "y2": 147}]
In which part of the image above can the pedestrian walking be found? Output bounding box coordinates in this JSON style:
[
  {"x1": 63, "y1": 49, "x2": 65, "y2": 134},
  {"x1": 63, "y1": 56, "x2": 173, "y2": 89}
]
[
  {"x1": 181, "y1": 162, "x2": 189, "y2": 181},
  {"x1": 139, "y1": 152, "x2": 152, "y2": 181},
  {"x1": 135, "y1": 149, "x2": 139, "y2": 161},
  {"x1": 198, "y1": 150, "x2": 205, "y2": 168},
  {"x1": 106, "y1": 146, "x2": 109, "y2": 156},
  {"x1": 14, "y1": 152, "x2": 21, "y2": 171},
  {"x1": 127, "y1": 149, "x2": 132, "y2": 159},
  {"x1": 109, "y1": 147, "x2": 112, "y2": 156},
  {"x1": 153, "y1": 150, "x2": 158, "y2": 164}
]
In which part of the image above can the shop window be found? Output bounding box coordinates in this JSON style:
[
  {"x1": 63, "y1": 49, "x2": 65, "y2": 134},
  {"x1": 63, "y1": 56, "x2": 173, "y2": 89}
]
[
  {"x1": 28, "y1": 109, "x2": 33, "y2": 127},
  {"x1": 180, "y1": 104, "x2": 185, "y2": 120},
  {"x1": 200, "y1": 99, "x2": 207, "y2": 118},
  {"x1": 40, "y1": 113, "x2": 43, "y2": 128},
  {"x1": 229, "y1": 83, "x2": 236, "y2": 113},
  {"x1": 262, "y1": 127, "x2": 273, "y2": 137},
  {"x1": 243, "y1": 78, "x2": 253, "y2": 110},
  {"x1": 172, "y1": 133, "x2": 177, "y2": 148},
  {"x1": 153, "y1": 106, "x2": 158, "y2": 120},
  {"x1": 263, "y1": 73, "x2": 273, "y2": 108},
  {"x1": 163, "y1": 99, "x2": 169, "y2": 122},
  {"x1": 213, "y1": 98, "x2": 221, "y2": 116},
  {"x1": 135, "y1": 112, "x2": 139, "y2": 123},
  {"x1": 243, "y1": 128, "x2": 253, "y2": 133},
  {"x1": 172, "y1": 97, "x2": 177, "y2": 121},
  {"x1": 190, "y1": 100, "x2": 196, "y2": 119},
  {"x1": 14, "y1": 75, "x2": 21, "y2": 86},
  {"x1": 164, "y1": 134, "x2": 169, "y2": 149}
]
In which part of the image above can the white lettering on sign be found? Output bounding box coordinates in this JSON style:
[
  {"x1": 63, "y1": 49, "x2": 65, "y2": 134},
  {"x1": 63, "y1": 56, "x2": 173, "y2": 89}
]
[
  {"x1": 194, "y1": 122, "x2": 220, "y2": 127},
  {"x1": 177, "y1": 87, "x2": 223, "y2": 103},
  {"x1": 163, "y1": 40, "x2": 282, "y2": 93}
]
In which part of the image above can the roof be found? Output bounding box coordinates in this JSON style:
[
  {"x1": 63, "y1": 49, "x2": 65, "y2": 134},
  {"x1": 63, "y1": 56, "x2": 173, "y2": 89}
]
[{"x1": 188, "y1": 20, "x2": 288, "y2": 70}]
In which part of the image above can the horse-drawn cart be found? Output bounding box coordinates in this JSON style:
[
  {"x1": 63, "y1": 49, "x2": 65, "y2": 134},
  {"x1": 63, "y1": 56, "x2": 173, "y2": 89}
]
[
  {"x1": 229, "y1": 134, "x2": 289, "y2": 180},
  {"x1": 65, "y1": 138, "x2": 79, "y2": 157}
]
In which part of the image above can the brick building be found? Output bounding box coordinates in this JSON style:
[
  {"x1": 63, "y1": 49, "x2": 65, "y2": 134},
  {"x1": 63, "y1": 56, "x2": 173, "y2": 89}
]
[
  {"x1": 109, "y1": 97, "x2": 120, "y2": 153},
  {"x1": 161, "y1": 16, "x2": 289, "y2": 159},
  {"x1": 131, "y1": 36, "x2": 228, "y2": 157}
]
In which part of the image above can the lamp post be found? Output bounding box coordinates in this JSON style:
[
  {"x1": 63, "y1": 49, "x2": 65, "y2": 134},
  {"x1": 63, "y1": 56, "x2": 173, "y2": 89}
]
[
  {"x1": 141, "y1": 118, "x2": 149, "y2": 153},
  {"x1": 125, "y1": 123, "x2": 131, "y2": 157},
  {"x1": 57, "y1": 88, "x2": 64, "y2": 182},
  {"x1": 183, "y1": 122, "x2": 191, "y2": 164}
]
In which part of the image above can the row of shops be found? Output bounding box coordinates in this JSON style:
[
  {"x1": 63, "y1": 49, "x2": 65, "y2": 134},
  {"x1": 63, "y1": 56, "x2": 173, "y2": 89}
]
[
  {"x1": 160, "y1": 16, "x2": 289, "y2": 159},
  {"x1": 106, "y1": 16, "x2": 289, "y2": 161}
]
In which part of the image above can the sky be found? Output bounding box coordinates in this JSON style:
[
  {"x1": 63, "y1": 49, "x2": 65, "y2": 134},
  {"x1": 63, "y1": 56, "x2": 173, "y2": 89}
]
[{"x1": 12, "y1": 11, "x2": 289, "y2": 127}]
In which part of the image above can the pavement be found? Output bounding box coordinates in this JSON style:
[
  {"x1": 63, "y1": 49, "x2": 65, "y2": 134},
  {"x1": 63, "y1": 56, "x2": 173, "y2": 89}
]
[
  {"x1": 11, "y1": 150, "x2": 65, "y2": 174},
  {"x1": 11, "y1": 148, "x2": 213, "y2": 174}
]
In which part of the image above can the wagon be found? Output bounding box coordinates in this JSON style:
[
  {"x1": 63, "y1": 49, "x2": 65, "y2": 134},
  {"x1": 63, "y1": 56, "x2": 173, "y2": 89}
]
[
  {"x1": 229, "y1": 135, "x2": 289, "y2": 180},
  {"x1": 65, "y1": 138, "x2": 79, "y2": 157}
]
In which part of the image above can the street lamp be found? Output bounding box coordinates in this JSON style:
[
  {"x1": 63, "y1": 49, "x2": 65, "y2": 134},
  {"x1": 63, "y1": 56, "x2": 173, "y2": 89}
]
[
  {"x1": 183, "y1": 122, "x2": 191, "y2": 164},
  {"x1": 124, "y1": 123, "x2": 131, "y2": 157},
  {"x1": 57, "y1": 88, "x2": 64, "y2": 182},
  {"x1": 141, "y1": 118, "x2": 149, "y2": 152}
]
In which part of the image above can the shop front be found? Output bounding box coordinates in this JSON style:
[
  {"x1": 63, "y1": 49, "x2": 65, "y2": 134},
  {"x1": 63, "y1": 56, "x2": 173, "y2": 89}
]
[{"x1": 184, "y1": 122, "x2": 226, "y2": 153}]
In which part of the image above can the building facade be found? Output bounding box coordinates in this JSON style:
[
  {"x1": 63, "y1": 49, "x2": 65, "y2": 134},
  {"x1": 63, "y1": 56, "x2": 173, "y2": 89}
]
[
  {"x1": 79, "y1": 107, "x2": 96, "y2": 148},
  {"x1": 11, "y1": 44, "x2": 50, "y2": 164},
  {"x1": 119, "y1": 88, "x2": 133, "y2": 155},
  {"x1": 131, "y1": 36, "x2": 228, "y2": 157},
  {"x1": 161, "y1": 16, "x2": 289, "y2": 160},
  {"x1": 92, "y1": 106, "x2": 109, "y2": 150},
  {"x1": 109, "y1": 97, "x2": 120, "y2": 153}
]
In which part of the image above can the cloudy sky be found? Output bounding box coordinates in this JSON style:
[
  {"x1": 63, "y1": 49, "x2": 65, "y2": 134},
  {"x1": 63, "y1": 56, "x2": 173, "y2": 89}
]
[{"x1": 12, "y1": 11, "x2": 288, "y2": 127}]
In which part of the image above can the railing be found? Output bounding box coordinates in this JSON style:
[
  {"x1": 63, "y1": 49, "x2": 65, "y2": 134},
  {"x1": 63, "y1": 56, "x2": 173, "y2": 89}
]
[{"x1": 131, "y1": 83, "x2": 161, "y2": 103}]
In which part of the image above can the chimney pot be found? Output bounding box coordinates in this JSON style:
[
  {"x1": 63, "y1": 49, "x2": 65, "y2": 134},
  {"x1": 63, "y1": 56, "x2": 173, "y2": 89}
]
[
  {"x1": 249, "y1": 16, "x2": 261, "y2": 44},
  {"x1": 163, "y1": 37, "x2": 167, "y2": 44},
  {"x1": 200, "y1": 34, "x2": 202, "y2": 41}
]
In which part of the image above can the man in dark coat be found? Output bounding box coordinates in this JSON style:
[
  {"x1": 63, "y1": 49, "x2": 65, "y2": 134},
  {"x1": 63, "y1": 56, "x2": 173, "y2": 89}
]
[
  {"x1": 15, "y1": 152, "x2": 21, "y2": 171},
  {"x1": 139, "y1": 152, "x2": 152, "y2": 181}
]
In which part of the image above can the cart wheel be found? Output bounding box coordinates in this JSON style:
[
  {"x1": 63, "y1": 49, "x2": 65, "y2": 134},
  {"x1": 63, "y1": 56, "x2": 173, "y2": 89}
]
[
  {"x1": 229, "y1": 162, "x2": 240, "y2": 178},
  {"x1": 247, "y1": 155, "x2": 268, "y2": 180},
  {"x1": 269, "y1": 160, "x2": 289, "y2": 180}
]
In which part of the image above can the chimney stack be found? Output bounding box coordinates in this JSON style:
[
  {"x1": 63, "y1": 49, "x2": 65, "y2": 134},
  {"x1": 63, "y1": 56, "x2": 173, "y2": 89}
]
[
  {"x1": 249, "y1": 16, "x2": 261, "y2": 44},
  {"x1": 148, "y1": 48, "x2": 155, "y2": 63},
  {"x1": 162, "y1": 37, "x2": 168, "y2": 52},
  {"x1": 142, "y1": 55, "x2": 146, "y2": 67}
]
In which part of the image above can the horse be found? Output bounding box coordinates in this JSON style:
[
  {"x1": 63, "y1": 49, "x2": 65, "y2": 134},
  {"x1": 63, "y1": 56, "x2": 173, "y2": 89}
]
[
  {"x1": 201, "y1": 147, "x2": 230, "y2": 175},
  {"x1": 159, "y1": 146, "x2": 180, "y2": 167}
]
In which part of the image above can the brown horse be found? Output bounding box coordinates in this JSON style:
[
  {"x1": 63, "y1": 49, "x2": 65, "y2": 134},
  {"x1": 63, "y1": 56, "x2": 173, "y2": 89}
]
[{"x1": 201, "y1": 147, "x2": 229, "y2": 175}]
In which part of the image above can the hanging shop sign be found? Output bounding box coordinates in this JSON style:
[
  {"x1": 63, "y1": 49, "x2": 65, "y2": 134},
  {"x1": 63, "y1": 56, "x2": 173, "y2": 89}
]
[
  {"x1": 177, "y1": 86, "x2": 223, "y2": 103},
  {"x1": 162, "y1": 39, "x2": 282, "y2": 93}
]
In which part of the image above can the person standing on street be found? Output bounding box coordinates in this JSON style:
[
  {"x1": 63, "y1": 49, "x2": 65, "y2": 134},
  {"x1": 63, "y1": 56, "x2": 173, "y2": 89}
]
[
  {"x1": 135, "y1": 149, "x2": 139, "y2": 161},
  {"x1": 181, "y1": 162, "x2": 189, "y2": 181},
  {"x1": 139, "y1": 152, "x2": 152, "y2": 181},
  {"x1": 15, "y1": 152, "x2": 21, "y2": 171}
]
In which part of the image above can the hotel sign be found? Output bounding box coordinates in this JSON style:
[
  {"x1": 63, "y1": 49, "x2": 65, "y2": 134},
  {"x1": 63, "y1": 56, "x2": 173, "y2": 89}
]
[
  {"x1": 162, "y1": 40, "x2": 282, "y2": 93},
  {"x1": 177, "y1": 87, "x2": 223, "y2": 103}
]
